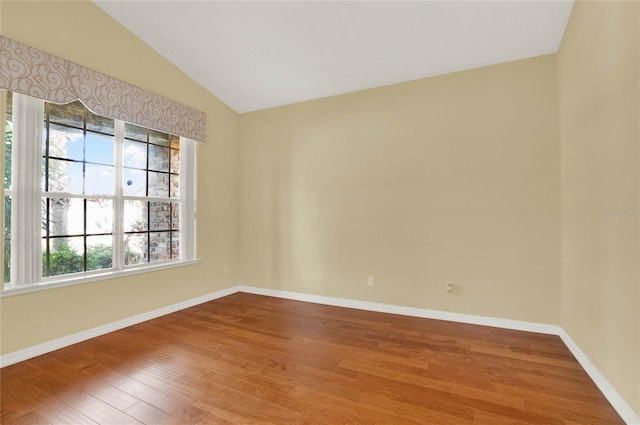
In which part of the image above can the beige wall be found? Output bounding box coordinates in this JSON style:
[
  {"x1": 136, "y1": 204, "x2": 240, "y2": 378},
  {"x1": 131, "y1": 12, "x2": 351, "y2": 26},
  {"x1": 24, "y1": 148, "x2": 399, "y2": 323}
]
[
  {"x1": 557, "y1": 0, "x2": 640, "y2": 414},
  {"x1": 238, "y1": 55, "x2": 562, "y2": 324},
  {"x1": 0, "y1": 0, "x2": 239, "y2": 354}
]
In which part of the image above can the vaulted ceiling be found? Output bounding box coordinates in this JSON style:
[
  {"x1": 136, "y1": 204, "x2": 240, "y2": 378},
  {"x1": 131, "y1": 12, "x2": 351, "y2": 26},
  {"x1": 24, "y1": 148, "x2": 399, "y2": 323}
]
[{"x1": 96, "y1": 1, "x2": 574, "y2": 113}]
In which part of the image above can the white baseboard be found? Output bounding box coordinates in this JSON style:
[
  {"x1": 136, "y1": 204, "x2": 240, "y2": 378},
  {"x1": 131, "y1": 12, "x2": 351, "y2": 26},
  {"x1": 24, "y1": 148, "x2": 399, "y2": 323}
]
[
  {"x1": 0, "y1": 286, "x2": 239, "y2": 368},
  {"x1": 1, "y1": 284, "x2": 638, "y2": 424},
  {"x1": 558, "y1": 329, "x2": 640, "y2": 425},
  {"x1": 236, "y1": 285, "x2": 561, "y2": 334}
]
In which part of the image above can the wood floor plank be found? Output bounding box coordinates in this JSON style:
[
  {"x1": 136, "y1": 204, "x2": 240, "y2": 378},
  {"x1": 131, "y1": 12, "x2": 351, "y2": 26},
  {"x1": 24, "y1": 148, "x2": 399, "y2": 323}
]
[
  {"x1": 194, "y1": 385, "x2": 304, "y2": 424},
  {"x1": 286, "y1": 385, "x2": 384, "y2": 424},
  {"x1": 0, "y1": 292, "x2": 625, "y2": 425},
  {"x1": 123, "y1": 401, "x2": 181, "y2": 425},
  {"x1": 193, "y1": 412, "x2": 237, "y2": 425},
  {"x1": 472, "y1": 409, "x2": 547, "y2": 425},
  {"x1": 26, "y1": 354, "x2": 140, "y2": 411},
  {"x1": 2, "y1": 379, "x2": 98, "y2": 425},
  {"x1": 358, "y1": 391, "x2": 476, "y2": 425},
  {"x1": 118, "y1": 379, "x2": 208, "y2": 423},
  {"x1": 0, "y1": 390, "x2": 34, "y2": 424},
  {"x1": 28, "y1": 373, "x2": 143, "y2": 425},
  {"x1": 524, "y1": 399, "x2": 624, "y2": 425},
  {"x1": 1, "y1": 410, "x2": 52, "y2": 425}
]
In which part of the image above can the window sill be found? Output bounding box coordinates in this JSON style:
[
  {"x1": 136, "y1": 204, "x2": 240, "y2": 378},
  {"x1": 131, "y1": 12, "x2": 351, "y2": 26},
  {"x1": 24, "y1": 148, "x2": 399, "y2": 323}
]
[{"x1": 0, "y1": 259, "x2": 200, "y2": 298}]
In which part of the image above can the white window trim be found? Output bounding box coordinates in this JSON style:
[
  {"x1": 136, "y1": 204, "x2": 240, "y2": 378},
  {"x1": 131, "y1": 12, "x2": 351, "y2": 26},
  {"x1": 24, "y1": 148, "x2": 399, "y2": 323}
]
[
  {"x1": 0, "y1": 259, "x2": 200, "y2": 297},
  {"x1": 10, "y1": 94, "x2": 43, "y2": 286},
  {"x1": 2, "y1": 93, "x2": 198, "y2": 294},
  {"x1": 180, "y1": 137, "x2": 197, "y2": 261}
]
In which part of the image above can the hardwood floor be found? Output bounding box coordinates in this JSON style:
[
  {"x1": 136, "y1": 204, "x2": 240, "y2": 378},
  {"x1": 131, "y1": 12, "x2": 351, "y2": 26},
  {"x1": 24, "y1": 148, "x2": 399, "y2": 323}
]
[{"x1": 0, "y1": 292, "x2": 624, "y2": 424}]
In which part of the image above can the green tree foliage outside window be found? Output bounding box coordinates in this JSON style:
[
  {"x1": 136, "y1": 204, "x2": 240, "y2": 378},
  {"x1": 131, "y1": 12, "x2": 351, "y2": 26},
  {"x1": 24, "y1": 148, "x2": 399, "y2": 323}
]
[{"x1": 44, "y1": 244, "x2": 114, "y2": 277}]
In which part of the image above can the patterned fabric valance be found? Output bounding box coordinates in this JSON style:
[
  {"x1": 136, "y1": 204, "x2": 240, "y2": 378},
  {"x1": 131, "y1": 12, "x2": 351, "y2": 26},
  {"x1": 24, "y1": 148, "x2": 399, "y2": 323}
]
[{"x1": 0, "y1": 36, "x2": 206, "y2": 142}]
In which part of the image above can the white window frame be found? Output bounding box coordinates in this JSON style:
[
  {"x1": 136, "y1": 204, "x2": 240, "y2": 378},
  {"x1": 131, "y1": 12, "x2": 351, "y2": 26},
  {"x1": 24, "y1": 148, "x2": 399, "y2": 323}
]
[{"x1": 1, "y1": 92, "x2": 198, "y2": 296}]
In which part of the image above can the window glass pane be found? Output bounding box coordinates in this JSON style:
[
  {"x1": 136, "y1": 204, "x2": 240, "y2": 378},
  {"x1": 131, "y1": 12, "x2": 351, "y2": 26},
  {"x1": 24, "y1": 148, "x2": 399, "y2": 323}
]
[
  {"x1": 44, "y1": 198, "x2": 83, "y2": 237},
  {"x1": 170, "y1": 148, "x2": 179, "y2": 174},
  {"x1": 5, "y1": 92, "x2": 12, "y2": 190},
  {"x1": 3, "y1": 237, "x2": 10, "y2": 283},
  {"x1": 4, "y1": 195, "x2": 10, "y2": 284},
  {"x1": 170, "y1": 175, "x2": 180, "y2": 198},
  {"x1": 47, "y1": 159, "x2": 83, "y2": 194},
  {"x1": 148, "y1": 172, "x2": 168, "y2": 197},
  {"x1": 149, "y1": 130, "x2": 170, "y2": 147},
  {"x1": 171, "y1": 203, "x2": 179, "y2": 230},
  {"x1": 48, "y1": 124, "x2": 83, "y2": 161},
  {"x1": 41, "y1": 157, "x2": 45, "y2": 192},
  {"x1": 5, "y1": 91, "x2": 12, "y2": 120},
  {"x1": 124, "y1": 168, "x2": 146, "y2": 196},
  {"x1": 4, "y1": 150, "x2": 10, "y2": 190},
  {"x1": 86, "y1": 199, "x2": 113, "y2": 235},
  {"x1": 85, "y1": 133, "x2": 114, "y2": 166},
  {"x1": 85, "y1": 164, "x2": 113, "y2": 195},
  {"x1": 86, "y1": 110, "x2": 114, "y2": 135},
  {"x1": 4, "y1": 196, "x2": 10, "y2": 240},
  {"x1": 125, "y1": 122, "x2": 147, "y2": 142},
  {"x1": 87, "y1": 235, "x2": 112, "y2": 271},
  {"x1": 45, "y1": 236, "x2": 84, "y2": 277},
  {"x1": 171, "y1": 231, "x2": 179, "y2": 260},
  {"x1": 124, "y1": 140, "x2": 147, "y2": 169},
  {"x1": 124, "y1": 200, "x2": 148, "y2": 232},
  {"x1": 125, "y1": 233, "x2": 147, "y2": 265},
  {"x1": 149, "y1": 144, "x2": 169, "y2": 172},
  {"x1": 150, "y1": 231, "x2": 170, "y2": 262},
  {"x1": 48, "y1": 101, "x2": 84, "y2": 128},
  {"x1": 150, "y1": 202, "x2": 170, "y2": 231}
]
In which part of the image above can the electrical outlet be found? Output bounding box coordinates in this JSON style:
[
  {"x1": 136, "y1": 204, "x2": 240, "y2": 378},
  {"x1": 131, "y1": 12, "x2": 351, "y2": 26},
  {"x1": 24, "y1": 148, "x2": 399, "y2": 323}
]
[
  {"x1": 446, "y1": 282, "x2": 454, "y2": 293},
  {"x1": 368, "y1": 276, "x2": 375, "y2": 286}
]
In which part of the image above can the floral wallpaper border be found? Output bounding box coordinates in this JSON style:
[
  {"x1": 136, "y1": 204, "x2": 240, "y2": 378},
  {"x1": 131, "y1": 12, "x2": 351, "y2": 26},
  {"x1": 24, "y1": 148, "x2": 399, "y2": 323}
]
[{"x1": 0, "y1": 36, "x2": 207, "y2": 142}]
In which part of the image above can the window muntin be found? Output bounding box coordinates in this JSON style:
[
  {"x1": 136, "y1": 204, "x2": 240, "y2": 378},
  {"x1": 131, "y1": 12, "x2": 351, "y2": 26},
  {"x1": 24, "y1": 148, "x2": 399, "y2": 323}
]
[{"x1": 3, "y1": 91, "x2": 196, "y2": 289}]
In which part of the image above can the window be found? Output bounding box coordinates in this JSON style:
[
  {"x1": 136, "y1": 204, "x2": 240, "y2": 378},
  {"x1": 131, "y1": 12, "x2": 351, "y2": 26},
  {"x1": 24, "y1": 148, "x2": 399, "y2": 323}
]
[{"x1": 3, "y1": 91, "x2": 196, "y2": 291}]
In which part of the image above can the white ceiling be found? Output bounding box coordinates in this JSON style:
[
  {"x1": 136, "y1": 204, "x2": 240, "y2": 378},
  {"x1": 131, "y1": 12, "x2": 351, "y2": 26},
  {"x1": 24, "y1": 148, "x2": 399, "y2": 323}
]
[{"x1": 95, "y1": 1, "x2": 574, "y2": 113}]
